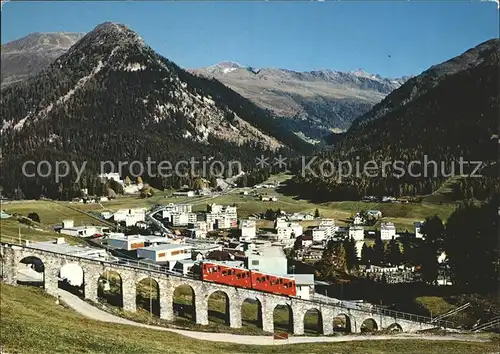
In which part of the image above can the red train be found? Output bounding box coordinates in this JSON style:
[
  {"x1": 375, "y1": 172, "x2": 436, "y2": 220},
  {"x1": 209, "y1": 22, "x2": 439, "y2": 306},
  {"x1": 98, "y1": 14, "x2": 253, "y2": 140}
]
[{"x1": 196, "y1": 261, "x2": 296, "y2": 296}]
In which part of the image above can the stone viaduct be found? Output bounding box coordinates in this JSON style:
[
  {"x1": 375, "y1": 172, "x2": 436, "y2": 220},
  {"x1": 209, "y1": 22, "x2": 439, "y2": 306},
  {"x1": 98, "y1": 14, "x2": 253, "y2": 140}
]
[{"x1": 0, "y1": 242, "x2": 446, "y2": 335}]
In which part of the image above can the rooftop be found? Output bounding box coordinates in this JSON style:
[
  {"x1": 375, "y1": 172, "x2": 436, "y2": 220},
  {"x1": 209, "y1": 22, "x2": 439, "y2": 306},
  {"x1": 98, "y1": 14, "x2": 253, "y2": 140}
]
[
  {"x1": 61, "y1": 225, "x2": 105, "y2": 231},
  {"x1": 381, "y1": 223, "x2": 396, "y2": 229},
  {"x1": 248, "y1": 246, "x2": 286, "y2": 258},
  {"x1": 138, "y1": 244, "x2": 192, "y2": 251},
  {"x1": 349, "y1": 226, "x2": 364, "y2": 230},
  {"x1": 288, "y1": 273, "x2": 315, "y2": 285},
  {"x1": 175, "y1": 259, "x2": 197, "y2": 265},
  {"x1": 28, "y1": 240, "x2": 111, "y2": 260},
  {"x1": 107, "y1": 234, "x2": 146, "y2": 241},
  {"x1": 203, "y1": 260, "x2": 246, "y2": 268}
]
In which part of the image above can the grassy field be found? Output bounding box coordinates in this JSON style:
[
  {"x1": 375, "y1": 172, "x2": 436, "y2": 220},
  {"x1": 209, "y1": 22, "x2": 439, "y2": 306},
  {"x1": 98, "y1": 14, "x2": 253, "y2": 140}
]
[
  {"x1": 186, "y1": 192, "x2": 457, "y2": 231},
  {"x1": 422, "y1": 176, "x2": 463, "y2": 203},
  {"x1": 2, "y1": 283, "x2": 499, "y2": 354},
  {"x1": 1, "y1": 200, "x2": 109, "y2": 226},
  {"x1": 415, "y1": 297, "x2": 457, "y2": 317},
  {"x1": 1, "y1": 171, "x2": 459, "y2": 235},
  {"x1": 0, "y1": 217, "x2": 86, "y2": 245}
]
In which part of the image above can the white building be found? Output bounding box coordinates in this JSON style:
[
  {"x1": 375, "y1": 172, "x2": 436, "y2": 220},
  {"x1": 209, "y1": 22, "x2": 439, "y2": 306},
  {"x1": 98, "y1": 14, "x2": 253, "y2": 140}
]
[
  {"x1": 311, "y1": 228, "x2": 327, "y2": 242},
  {"x1": 136, "y1": 244, "x2": 192, "y2": 266},
  {"x1": 187, "y1": 221, "x2": 208, "y2": 239},
  {"x1": 290, "y1": 274, "x2": 315, "y2": 300},
  {"x1": 300, "y1": 235, "x2": 314, "y2": 248},
  {"x1": 319, "y1": 219, "x2": 338, "y2": 239},
  {"x1": 414, "y1": 221, "x2": 424, "y2": 239},
  {"x1": 62, "y1": 219, "x2": 74, "y2": 229},
  {"x1": 380, "y1": 222, "x2": 397, "y2": 240},
  {"x1": 123, "y1": 184, "x2": 142, "y2": 195},
  {"x1": 355, "y1": 240, "x2": 364, "y2": 259},
  {"x1": 171, "y1": 212, "x2": 188, "y2": 226},
  {"x1": 353, "y1": 214, "x2": 364, "y2": 225},
  {"x1": 111, "y1": 208, "x2": 146, "y2": 227},
  {"x1": 349, "y1": 226, "x2": 364, "y2": 241},
  {"x1": 106, "y1": 234, "x2": 146, "y2": 251},
  {"x1": 274, "y1": 217, "x2": 288, "y2": 229},
  {"x1": 173, "y1": 191, "x2": 195, "y2": 197},
  {"x1": 205, "y1": 204, "x2": 237, "y2": 230},
  {"x1": 101, "y1": 212, "x2": 113, "y2": 220},
  {"x1": 161, "y1": 203, "x2": 192, "y2": 218},
  {"x1": 26, "y1": 238, "x2": 115, "y2": 287},
  {"x1": 247, "y1": 246, "x2": 288, "y2": 275},
  {"x1": 239, "y1": 219, "x2": 257, "y2": 242},
  {"x1": 60, "y1": 226, "x2": 100, "y2": 238},
  {"x1": 98, "y1": 172, "x2": 124, "y2": 185},
  {"x1": 276, "y1": 222, "x2": 303, "y2": 241},
  {"x1": 171, "y1": 259, "x2": 197, "y2": 275},
  {"x1": 186, "y1": 239, "x2": 222, "y2": 258},
  {"x1": 367, "y1": 210, "x2": 383, "y2": 219}
]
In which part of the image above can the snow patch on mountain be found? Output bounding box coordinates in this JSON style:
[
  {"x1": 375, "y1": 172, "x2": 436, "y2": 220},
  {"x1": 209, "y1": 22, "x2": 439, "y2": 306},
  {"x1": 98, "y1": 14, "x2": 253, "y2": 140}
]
[{"x1": 124, "y1": 62, "x2": 146, "y2": 72}]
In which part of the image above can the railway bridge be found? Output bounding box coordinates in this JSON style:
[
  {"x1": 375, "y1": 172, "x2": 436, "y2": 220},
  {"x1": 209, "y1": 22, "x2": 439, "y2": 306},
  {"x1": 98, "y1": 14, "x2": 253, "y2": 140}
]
[{"x1": 0, "y1": 242, "x2": 450, "y2": 335}]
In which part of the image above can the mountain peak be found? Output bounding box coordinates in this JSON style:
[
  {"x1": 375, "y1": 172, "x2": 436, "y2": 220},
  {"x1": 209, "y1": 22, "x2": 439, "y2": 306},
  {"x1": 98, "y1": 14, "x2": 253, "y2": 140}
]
[
  {"x1": 59, "y1": 21, "x2": 148, "y2": 63},
  {"x1": 215, "y1": 61, "x2": 245, "y2": 69},
  {"x1": 202, "y1": 61, "x2": 246, "y2": 74},
  {"x1": 349, "y1": 68, "x2": 383, "y2": 80},
  {"x1": 74, "y1": 22, "x2": 145, "y2": 50}
]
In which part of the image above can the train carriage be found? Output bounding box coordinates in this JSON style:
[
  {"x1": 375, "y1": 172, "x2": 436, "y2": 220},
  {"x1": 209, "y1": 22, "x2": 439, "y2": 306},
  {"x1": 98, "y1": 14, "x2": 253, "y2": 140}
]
[
  {"x1": 198, "y1": 261, "x2": 297, "y2": 297},
  {"x1": 250, "y1": 270, "x2": 296, "y2": 296},
  {"x1": 201, "y1": 262, "x2": 252, "y2": 289}
]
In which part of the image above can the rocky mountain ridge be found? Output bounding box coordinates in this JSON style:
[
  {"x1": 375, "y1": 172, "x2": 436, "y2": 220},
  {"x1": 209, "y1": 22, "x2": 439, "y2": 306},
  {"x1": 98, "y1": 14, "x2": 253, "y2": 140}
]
[
  {"x1": 1, "y1": 32, "x2": 85, "y2": 87},
  {"x1": 0, "y1": 22, "x2": 310, "y2": 198},
  {"x1": 191, "y1": 62, "x2": 409, "y2": 141}
]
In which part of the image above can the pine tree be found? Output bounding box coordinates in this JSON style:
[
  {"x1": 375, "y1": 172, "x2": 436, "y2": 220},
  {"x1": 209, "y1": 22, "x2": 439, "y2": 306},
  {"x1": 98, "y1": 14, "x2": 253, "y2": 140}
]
[
  {"x1": 419, "y1": 215, "x2": 445, "y2": 284},
  {"x1": 386, "y1": 238, "x2": 402, "y2": 266},
  {"x1": 372, "y1": 236, "x2": 385, "y2": 265},
  {"x1": 334, "y1": 243, "x2": 348, "y2": 272},
  {"x1": 445, "y1": 196, "x2": 498, "y2": 290},
  {"x1": 314, "y1": 208, "x2": 320, "y2": 218},
  {"x1": 343, "y1": 237, "x2": 358, "y2": 271},
  {"x1": 314, "y1": 239, "x2": 336, "y2": 279},
  {"x1": 361, "y1": 243, "x2": 372, "y2": 265}
]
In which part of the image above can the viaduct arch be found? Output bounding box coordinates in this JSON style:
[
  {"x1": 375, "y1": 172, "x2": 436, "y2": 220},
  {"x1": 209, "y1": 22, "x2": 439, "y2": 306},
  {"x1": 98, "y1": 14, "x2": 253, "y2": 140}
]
[{"x1": 0, "y1": 243, "x2": 443, "y2": 335}]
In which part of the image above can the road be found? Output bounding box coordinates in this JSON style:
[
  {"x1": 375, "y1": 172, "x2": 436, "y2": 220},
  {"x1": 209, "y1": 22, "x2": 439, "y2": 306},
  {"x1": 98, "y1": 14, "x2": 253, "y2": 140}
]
[{"x1": 56, "y1": 289, "x2": 488, "y2": 346}]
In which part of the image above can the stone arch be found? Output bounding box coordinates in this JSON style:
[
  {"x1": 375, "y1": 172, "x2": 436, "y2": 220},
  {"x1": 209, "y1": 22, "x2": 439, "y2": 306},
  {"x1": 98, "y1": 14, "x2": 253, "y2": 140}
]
[
  {"x1": 304, "y1": 308, "x2": 323, "y2": 335},
  {"x1": 207, "y1": 290, "x2": 230, "y2": 325},
  {"x1": 97, "y1": 269, "x2": 123, "y2": 307},
  {"x1": 241, "y1": 297, "x2": 263, "y2": 330},
  {"x1": 136, "y1": 277, "x2": 160, "y2": 317},
  {"x1": 360, "y1": 318, "x2": 378, "y2": 333},
  {"x1": 173, "y1": 284, "x2": 196, "y2": 322},
  {"x1": 387, "y1": 322, "x2": 403, "y2": 332},
  {"x1": 332, "y1": 313, "x2": 352, "y2": 333},
  {"x1": 273, "y1": 303, "x2": 294, "y2": 334},
  {"x1": 18, "y1": 255, "x2": 45, "y2": 287},
  {"x1": 58, "y1": 262, "x2": 85, "y2": 297},
  {"x1": 0, "y1": 248, "x2": 4, "y2": 280}
]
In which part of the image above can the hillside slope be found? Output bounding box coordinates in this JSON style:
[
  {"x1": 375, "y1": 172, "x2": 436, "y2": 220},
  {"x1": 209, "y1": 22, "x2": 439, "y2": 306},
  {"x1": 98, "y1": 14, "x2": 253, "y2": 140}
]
[
  {"x1": 286, "y1": 39, "x2": 499, "y2": 201},
  {"x1": 0, "y1": 22, "x2": 311, "y2": 198},
  {"x1": 191, "y1": 63, "x2": 408, "y2": 141},
  {"x1": 1, "y1": 32, "x2": 85, "y2": 87},
  {"x1": 2, "y1": 284, "x2": 496, "y2": 354}
]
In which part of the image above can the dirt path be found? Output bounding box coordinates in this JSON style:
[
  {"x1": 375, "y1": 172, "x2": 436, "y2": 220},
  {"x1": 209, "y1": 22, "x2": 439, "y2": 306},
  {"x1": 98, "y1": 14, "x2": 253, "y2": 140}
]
[{"x1": 57, "y1": 289, "x2": 488, "y2": 346}]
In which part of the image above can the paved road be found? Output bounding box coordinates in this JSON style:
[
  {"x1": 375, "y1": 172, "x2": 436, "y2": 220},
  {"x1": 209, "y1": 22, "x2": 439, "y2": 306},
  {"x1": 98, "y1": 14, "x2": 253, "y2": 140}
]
[{"x1": 57, "y1": 289, "x2": 488, "y2": 346}]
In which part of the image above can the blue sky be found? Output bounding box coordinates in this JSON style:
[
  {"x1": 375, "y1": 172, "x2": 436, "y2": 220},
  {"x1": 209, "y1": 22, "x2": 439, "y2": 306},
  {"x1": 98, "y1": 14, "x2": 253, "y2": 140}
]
[{"x1": 1, "y1": 1, "x2": 498, "y2": 78}]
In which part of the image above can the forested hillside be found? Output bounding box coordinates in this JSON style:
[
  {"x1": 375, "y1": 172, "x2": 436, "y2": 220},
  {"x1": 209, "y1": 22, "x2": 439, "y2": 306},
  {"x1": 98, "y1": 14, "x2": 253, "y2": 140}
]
[
  {"x1": 0, "y1": 22, "x2": 311, "y2": 199},
  {"x1": 285, "y1": 39, "x2": 499, "y2": 201}
]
